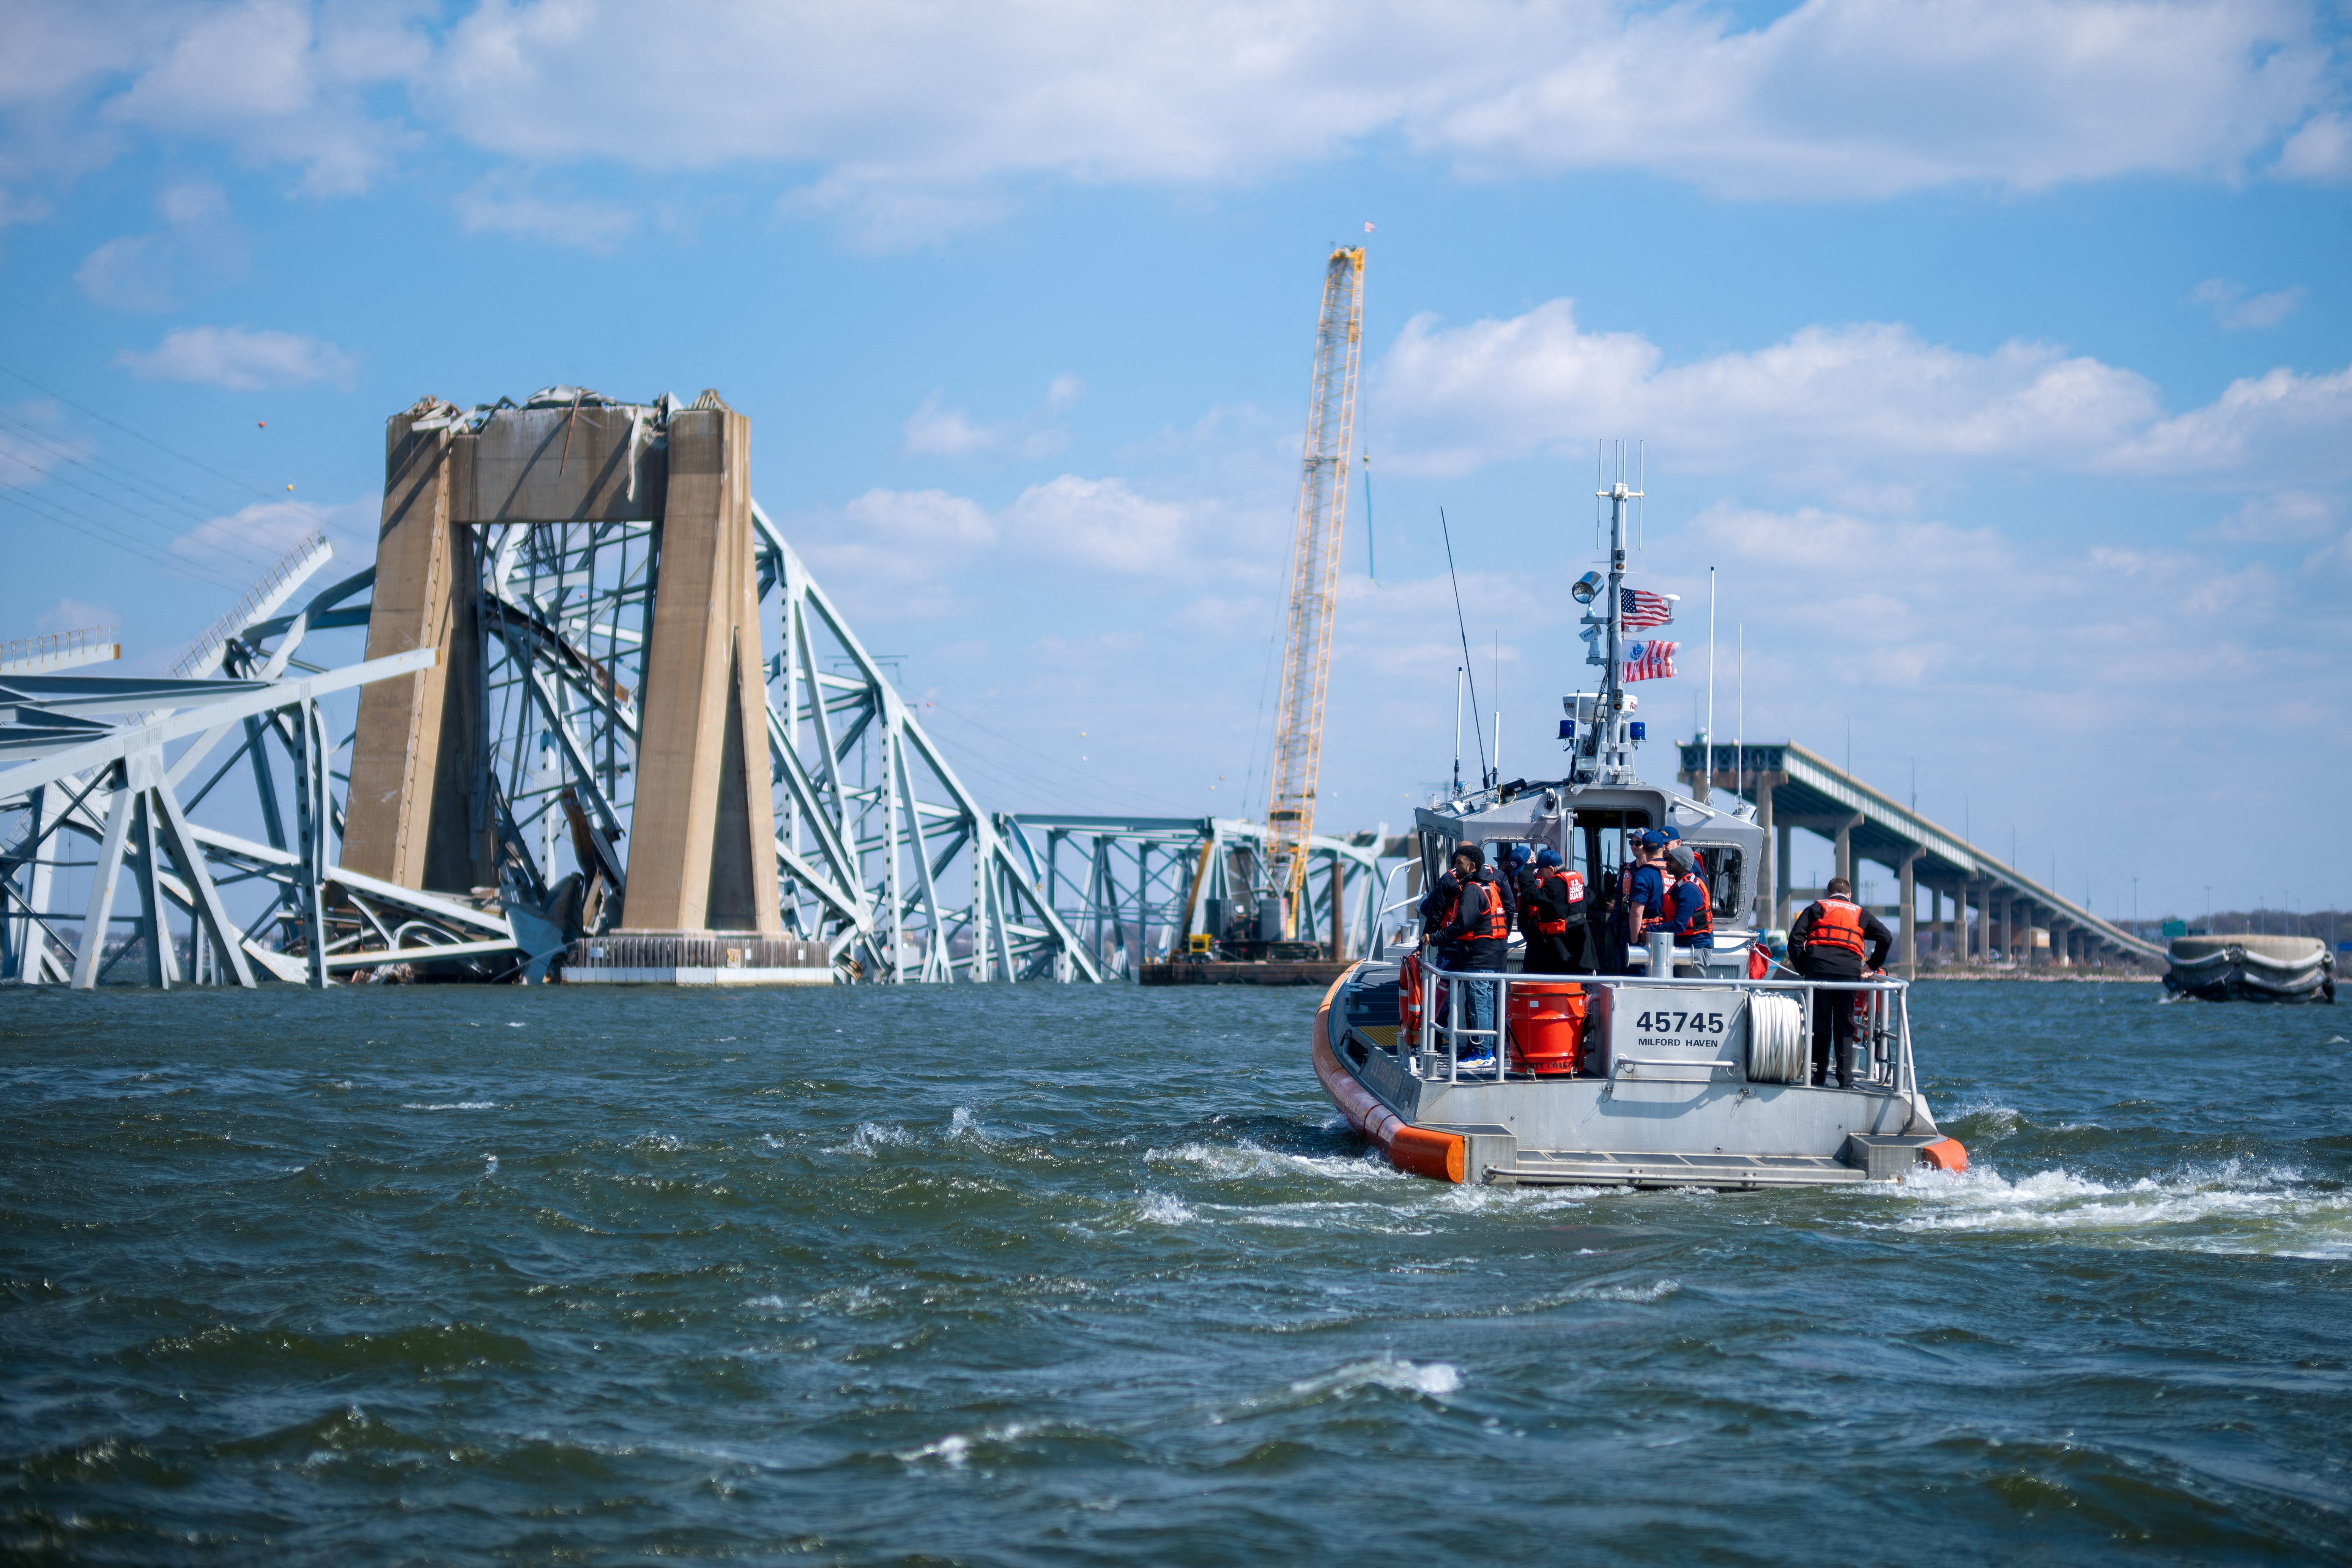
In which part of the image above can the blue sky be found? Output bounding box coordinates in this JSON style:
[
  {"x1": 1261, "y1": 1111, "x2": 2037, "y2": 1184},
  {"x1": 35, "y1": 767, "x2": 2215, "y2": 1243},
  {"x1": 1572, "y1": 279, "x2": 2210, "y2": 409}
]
[{"x1": 2, "y1": 0, "x2": 2347, "y2": 924}]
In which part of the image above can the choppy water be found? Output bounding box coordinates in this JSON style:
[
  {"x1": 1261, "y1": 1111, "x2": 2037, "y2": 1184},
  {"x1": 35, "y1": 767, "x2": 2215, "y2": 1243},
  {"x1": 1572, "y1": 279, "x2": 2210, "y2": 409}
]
[{"x1": 2, "y1": 979, "x2": 2347, "y2": 1564}]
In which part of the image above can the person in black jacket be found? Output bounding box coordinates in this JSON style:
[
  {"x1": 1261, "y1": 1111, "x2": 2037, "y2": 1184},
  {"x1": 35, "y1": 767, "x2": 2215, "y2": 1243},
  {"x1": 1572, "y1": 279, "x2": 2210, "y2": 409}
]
[
  {"x1": 1788, "y1": 876, "x2": 1892, "y2": 1087},
  {"x1": 1429, "y1": 843, "x2": 1508, "y2": 1064},
  {"x1": 1519, "y1": 846, "x2": 1586, "y2": 974}
]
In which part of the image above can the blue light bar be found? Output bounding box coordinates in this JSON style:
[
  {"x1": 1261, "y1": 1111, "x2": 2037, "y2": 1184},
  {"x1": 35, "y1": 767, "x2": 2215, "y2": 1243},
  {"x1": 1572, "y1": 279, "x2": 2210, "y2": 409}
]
[
  {"x1": 1629, "y1": 720, "x2": 1647, "y2": 741},
  {"x1": 1557, "y1": 719, "x2": 1575, "y2": 739}
]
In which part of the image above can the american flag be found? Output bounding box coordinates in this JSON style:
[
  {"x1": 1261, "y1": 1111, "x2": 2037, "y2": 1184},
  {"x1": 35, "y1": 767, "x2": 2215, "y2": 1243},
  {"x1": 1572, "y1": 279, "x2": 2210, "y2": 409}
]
[
  {"x1": 1621, "y1": 588, "x2": 1677, "y2": 629},
  {"x1": 1623, "y1": 640, "x2": 1678, "y2": 682}
]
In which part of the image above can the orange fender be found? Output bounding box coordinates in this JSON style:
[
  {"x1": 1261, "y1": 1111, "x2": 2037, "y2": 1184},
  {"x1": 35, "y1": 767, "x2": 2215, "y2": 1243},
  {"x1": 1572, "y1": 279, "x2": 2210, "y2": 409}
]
[
  {"x1": 1311, "y1": 970, "x2": 1465, "y2": 1184},
  {"x1": 1919, "y1": 1136, "x2": 1968, "y2": 1173}
]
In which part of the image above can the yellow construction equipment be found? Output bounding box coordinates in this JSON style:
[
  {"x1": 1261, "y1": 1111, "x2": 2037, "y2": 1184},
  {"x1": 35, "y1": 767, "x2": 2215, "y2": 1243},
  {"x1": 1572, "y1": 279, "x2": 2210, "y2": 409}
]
[{"x1": 1264, "y1": 246, "x2": 1366, "y2": 938}]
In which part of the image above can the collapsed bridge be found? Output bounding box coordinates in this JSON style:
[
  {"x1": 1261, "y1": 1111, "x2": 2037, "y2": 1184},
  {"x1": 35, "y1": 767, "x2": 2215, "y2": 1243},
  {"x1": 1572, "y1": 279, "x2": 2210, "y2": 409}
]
[{"x1": 7, "y1": 388, "x2": 1392, "y2": 988}]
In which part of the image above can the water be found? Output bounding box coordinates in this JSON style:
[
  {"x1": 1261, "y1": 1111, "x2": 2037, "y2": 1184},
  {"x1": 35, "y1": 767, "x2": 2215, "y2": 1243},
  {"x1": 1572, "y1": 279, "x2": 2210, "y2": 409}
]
[{"x1": 2, "y1": 979, "x2": 2346, "y2": 1564}]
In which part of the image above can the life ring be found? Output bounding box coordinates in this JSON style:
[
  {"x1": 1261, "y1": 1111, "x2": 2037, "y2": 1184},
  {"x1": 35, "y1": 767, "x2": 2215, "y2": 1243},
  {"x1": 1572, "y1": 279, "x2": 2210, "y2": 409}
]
[{"x1": 1399, "y1": 948, "x2": 1423, "y2": 1039}]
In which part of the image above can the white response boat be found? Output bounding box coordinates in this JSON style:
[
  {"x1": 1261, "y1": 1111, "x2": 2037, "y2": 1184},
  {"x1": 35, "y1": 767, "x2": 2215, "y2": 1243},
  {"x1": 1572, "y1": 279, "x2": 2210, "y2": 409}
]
[{"x1": 1312, "y1": 470, "x2": 1966, "y2": 1189}]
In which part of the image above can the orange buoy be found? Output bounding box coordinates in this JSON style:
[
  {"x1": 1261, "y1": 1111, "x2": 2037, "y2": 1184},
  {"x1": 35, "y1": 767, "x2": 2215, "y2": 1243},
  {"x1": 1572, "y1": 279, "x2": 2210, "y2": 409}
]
[{"x1": 1918, "y1": 1137, "x2": 1968, "y2": 1173}]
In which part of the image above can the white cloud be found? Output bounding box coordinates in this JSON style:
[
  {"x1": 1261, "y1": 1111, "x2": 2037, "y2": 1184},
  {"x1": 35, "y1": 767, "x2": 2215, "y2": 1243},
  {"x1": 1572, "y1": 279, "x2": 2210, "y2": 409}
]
[
  {"x1": 35, "y1": 597, "x2": 117, "y2": 635},
  {"x1": 1657, "y1": 499, "x2": 2345, "y2": 775},
  {"x1": 903, "y1": 376, "x2": 1082, "y2": 459},
  {"x1": 117, "y1": 325, "x2": 358, "y2": 390},
  {"x1": 416, "y1": 0, "x2": 2335, "y2": 239},
  {"x1": 454, "y1": 171, "x2": 636, "y2": 251},
  {"x1": 1370, "y1": 297, "x2": 2352, "y2": 491},
  {"x1": 792, "y1": 467, "x2": 1254, "y2": 623},
  {"x1": 99, "y1": 0, "x2": 424, "y2": 197},
  {"x1": 75, "y1": 179, "x2": 241, "y2": 310},
  {"x1": 2108, "y1": 364, "x2": 2352, "y2": 482},
  {"x1": 2, "y1": 2, "x2": 2342, "y2": 241},
  {"x1": 170, "y1": 494, "x2": 375, "y2": 574},
  {"x1": 0, "y1": 400, "x2": 93, "y2": 489},
  {"x1": 2276, "y1": 110, "x2": 2352, "y2": 183},
  {"x1": 2208, "y1": 491, "x2": 2338, "y2": 544},
  {"x1": 997, "y1": 474, "x2": 1191, "y2": 573},
  {"x1": 2190, "y1": 278, "x2": 2305, "y2": 330}
]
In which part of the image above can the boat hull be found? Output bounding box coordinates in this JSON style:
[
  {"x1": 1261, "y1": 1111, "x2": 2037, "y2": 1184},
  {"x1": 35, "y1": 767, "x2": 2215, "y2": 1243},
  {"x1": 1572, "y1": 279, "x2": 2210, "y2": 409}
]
[
  {"x1": 2163, "y1": 935, "x2": 2336, "y2": 1003},
  {"x1": 1312, "y1": 963, "x2": 1965, "y2": 1188}
]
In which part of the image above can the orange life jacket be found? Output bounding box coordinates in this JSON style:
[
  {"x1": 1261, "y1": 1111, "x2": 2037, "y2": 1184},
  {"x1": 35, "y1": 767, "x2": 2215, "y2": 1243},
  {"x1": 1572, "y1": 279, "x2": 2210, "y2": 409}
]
[
  {"x1": 1804, "y1": 895, "x2": 1866, "y2": 957},
  {"x1": 1459, "y1": 876, "x2": 1508, "y2": 942},
  {"x1": 1676, "y1": 873, "x2": 1713, "y2": 937},
  {"x1": 1528, "y1": 867, "x2": 1578, "y2": 935}
]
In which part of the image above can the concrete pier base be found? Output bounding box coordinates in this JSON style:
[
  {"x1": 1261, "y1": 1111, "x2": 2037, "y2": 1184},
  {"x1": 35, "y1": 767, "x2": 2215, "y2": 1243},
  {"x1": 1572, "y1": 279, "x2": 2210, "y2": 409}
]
[{"x1": 561, "y1": 932, "x2": 832, "y2": 985}]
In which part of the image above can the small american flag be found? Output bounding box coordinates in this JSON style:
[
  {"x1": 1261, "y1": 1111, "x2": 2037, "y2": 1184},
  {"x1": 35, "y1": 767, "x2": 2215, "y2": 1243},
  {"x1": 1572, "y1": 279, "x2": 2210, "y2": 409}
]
[
  {"x1": 1621, "y1": 588, "x2": 1677, "y2": 629},
  {"x1": 1623, "y1": 640, "x2": 1678, "y2": 682}
]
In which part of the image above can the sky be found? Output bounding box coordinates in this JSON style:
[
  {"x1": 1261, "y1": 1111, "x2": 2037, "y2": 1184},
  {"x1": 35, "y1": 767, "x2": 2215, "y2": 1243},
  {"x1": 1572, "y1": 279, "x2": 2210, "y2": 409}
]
[{"x1": 0, "y1": 0, "x2": 2347, "y2": 926}]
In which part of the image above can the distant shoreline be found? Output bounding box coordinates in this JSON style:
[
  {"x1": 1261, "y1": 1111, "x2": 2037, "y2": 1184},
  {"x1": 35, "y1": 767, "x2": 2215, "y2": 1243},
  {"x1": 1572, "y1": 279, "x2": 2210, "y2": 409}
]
[{"x1": 1912, "y1": 970, "x2": 2160, "y2": 984}]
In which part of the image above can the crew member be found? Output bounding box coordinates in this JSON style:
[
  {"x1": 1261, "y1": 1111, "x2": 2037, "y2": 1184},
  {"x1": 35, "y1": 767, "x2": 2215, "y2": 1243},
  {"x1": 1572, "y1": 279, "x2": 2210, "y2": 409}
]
[
  {"x1": 1520, "y1": 846, "x2": 1586, "y2": 974},
  {"x1": 1503, "y1": 843, "x2": 1534, "y2": 938},
  {"x1": 1664, "y1": 847, "x2": 1714, "y2": 967},
  {"x1": 1623, "y1": 830, "x2": 1673, "y2": 967},
  {"x1": 1432, "y1": 842, "x2": 1509, "y2": 1064},
  {"x1": 1789, "y1": 875, "x2": 1893, "y2": 1087}
]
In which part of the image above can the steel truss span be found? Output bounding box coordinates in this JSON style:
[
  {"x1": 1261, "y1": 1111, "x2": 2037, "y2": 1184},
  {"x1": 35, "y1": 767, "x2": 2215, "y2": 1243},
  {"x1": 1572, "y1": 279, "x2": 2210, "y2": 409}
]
[
  {"x1": 388, "y1": 496, "x2": 1111, "y2": 984},
  {"x1": 999, "y1": 815, "x2": 1384, "y2": 977},
  {"x1": 11, "y1": 389, "x2": 1337, "y2": 988}
]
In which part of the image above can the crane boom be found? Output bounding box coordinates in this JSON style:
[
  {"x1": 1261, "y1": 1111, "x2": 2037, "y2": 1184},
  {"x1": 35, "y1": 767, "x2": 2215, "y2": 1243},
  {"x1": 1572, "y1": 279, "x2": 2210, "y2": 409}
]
[{"x1": 1264, "y1": 246, "x2": 1365, "y2": 936}]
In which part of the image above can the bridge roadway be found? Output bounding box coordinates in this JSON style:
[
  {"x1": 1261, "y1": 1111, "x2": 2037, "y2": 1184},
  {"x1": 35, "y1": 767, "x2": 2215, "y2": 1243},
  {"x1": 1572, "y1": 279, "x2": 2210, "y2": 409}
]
[{"x1": 1676, "y1": 740, "x2": 2164, "y2": 976}]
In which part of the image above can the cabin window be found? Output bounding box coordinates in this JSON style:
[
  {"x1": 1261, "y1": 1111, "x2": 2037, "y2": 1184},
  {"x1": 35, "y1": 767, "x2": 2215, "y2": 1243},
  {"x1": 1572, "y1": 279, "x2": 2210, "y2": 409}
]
[
  {"x1": 1694, "y1": 846, "x2": 1744, "y2": 921},
  {"x1": 1571, "y1": 809, "x2": 1650, "y2": 912}
]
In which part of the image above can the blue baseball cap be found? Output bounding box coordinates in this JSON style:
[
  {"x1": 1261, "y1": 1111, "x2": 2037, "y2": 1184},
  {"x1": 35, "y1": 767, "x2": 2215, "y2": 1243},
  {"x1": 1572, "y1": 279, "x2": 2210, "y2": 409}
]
[
  {"x1": 1639, "y1": 829, "x2": 1669, "y2": 847},
  {"x1": 1535, "y1": 847, "x2": 1562, "y2": 867}
]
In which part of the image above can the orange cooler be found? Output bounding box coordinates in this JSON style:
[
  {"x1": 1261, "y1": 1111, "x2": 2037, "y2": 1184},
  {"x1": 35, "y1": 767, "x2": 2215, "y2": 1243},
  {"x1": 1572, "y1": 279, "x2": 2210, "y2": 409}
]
[{"x1": 1508, "y1": 982, "x2": 1587, "y2": 1075}]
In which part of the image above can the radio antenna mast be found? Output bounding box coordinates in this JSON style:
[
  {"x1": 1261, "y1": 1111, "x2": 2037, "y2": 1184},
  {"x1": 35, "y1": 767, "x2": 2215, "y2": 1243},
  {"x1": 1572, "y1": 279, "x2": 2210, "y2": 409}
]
[
  {"x1": 1571, "y1": 440, "x2": 1645, "y2": 786},
  {"x1": 1439, "y1": 506, "x2": 1489, "y2": 789}
]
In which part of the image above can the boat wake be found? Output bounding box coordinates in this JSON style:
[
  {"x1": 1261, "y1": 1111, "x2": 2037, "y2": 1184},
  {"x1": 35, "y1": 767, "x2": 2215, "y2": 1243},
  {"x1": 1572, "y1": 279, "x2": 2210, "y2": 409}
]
[{"x1": 1869, "y1": 1157, "x2": 2350, "y2": 1258}]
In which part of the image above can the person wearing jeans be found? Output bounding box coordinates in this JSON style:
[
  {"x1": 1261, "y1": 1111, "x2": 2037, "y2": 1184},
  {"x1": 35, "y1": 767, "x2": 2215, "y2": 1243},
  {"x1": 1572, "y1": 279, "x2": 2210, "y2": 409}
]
[{"x1": 1434, "y1": 842, "x2": 1509, "y2": 1065}]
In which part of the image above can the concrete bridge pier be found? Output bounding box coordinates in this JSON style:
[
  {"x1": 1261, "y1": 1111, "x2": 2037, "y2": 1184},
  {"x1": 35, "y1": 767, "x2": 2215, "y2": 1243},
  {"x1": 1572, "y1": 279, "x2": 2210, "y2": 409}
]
[
  {"x1": 343, "y1": 390, "x2": 781, "y2": 964},
  {"x1": 1774, "y1": 821, "x2": 1792, "y2": 928},
  {"x1": 1897, "y1": 848, "x2": 1919, "y2": 979}
]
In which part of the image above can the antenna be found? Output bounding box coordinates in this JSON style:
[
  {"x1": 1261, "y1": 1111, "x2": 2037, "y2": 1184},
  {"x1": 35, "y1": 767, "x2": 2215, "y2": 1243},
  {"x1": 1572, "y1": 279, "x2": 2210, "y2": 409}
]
[
  {"x1": 1705, "y1": 565, "x2": 1717, "y2": 797},
  {"x1": 1452, "y1": 666, "x2": 1465, "y2": 797},
  {"x1": 1594, "y1": 440, "x2": 1604, "y2": 552},
  {"x1": 1439, "y1": 506, "x2": 1489, "y2": 788}
]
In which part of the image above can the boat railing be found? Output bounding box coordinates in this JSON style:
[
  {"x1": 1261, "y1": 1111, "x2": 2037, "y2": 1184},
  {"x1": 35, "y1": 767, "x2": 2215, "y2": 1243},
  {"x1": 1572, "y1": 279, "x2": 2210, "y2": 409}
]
[{"x1": 1412, "y1": 959, "x2": 1914, "y2": 1099}]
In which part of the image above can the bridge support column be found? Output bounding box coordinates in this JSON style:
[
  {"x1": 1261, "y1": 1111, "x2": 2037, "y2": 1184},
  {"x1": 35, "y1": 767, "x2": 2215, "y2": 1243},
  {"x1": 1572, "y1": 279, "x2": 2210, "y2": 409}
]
[
  {"x1": 621, "y1": 402, "x2": 782, "y2": 936},
  {"x1": 343, "y1": 400, "x2": 491, "y2": 892},
  {"x1": 1898, "y1": 849, "x2": 1919, "y2": 980},
  {"x1": 1752, "y1": 770, "x2": 1785, "y2": 930},
  {"x1": 1774, "y1": 821, "x2": 1791, "y2": 930},
  {"x1": 1834, "y1": 818, "x2": 1854, "y2": 887}
]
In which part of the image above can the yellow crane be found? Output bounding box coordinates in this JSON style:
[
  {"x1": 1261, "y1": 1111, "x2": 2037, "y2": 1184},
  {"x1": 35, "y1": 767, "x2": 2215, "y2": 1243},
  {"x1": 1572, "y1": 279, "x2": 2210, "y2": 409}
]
[{"x1": 1264, "y1": 246, "x2": 1366, "y2": 939}]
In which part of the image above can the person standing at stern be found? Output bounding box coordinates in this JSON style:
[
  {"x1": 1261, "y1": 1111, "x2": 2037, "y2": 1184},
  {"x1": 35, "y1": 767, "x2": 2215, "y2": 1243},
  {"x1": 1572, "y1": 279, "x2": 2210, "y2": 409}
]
[
  {"x1": 1789, "y1": 876, "x2": 1892, "y2": 1087},
  {"x1": 1433, "y1": 843, "x2": 1509, "y2": 1064}
]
